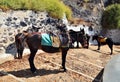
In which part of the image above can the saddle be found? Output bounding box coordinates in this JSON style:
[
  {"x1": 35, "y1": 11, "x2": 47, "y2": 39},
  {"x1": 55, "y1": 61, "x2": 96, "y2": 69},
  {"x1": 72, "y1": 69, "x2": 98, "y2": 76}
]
[
  {"x1": 98, "y1": 36, "x2": 107, "y2": 43},
  {"x1": 59, "y1": 33, "x2": 69, "y2": 47},
  {"x1": 50, "y1": 35, "x2": 60, "y2": 47},
  {"x1": 41, "y1": 33, "x2": 69, "y2": 47}
]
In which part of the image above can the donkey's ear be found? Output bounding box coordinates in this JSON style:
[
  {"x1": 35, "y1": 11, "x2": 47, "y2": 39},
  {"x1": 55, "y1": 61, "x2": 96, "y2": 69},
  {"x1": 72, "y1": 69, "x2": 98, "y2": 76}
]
[
  {"x1": 94, "y1": 33, "x2": 99, "y2": 36},
  {"x1": 23, "y1": 30, "x2": 28, "y2": 36},
  {"x1": 23, "y1": 30, "x2": 27, "y2": 33},
  {"x1": 81, "y1": 28, "x2": 84, "y2": 31}
]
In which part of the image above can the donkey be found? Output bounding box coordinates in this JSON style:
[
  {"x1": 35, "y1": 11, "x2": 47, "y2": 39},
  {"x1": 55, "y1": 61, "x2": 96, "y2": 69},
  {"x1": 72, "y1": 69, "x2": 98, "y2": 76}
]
[
  {"x1": 92, "y1": 34, "x2": 113, "y2": 54},
  {"x1": 69, "y1": 29, "x2": 90, "y2": 48},
  {"x1": 15, "y1": 24, "x2": 70, "y2": 73}
]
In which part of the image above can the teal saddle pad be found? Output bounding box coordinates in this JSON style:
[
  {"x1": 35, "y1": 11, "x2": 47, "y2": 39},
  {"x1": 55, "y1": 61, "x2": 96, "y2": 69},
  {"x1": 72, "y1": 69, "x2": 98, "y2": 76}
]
[{"x1": 41, "y1": 33, "x2": 52, "y2": 46}]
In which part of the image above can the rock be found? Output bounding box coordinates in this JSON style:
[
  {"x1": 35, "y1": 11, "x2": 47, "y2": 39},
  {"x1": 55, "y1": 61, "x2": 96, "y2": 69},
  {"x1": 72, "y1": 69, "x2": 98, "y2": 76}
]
[
  {"x1": 9, "y1": 37, "x2": 14, "y2": 42},
  {"x1": 20, "y1": 21, "x2": 27, "y2": 27},
  {"x1": 6, "y1": 17, "x2": 12, "y2": 21},
  {"x1": 0, "y1": 47, "x2": 5, "y2": 53}
]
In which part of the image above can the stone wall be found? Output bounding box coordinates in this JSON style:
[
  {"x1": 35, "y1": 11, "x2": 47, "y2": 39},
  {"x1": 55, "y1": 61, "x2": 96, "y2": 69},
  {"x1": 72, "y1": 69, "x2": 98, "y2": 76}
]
[{"x1": 0, "y1": 10, "x2": 58, "y2": 54}]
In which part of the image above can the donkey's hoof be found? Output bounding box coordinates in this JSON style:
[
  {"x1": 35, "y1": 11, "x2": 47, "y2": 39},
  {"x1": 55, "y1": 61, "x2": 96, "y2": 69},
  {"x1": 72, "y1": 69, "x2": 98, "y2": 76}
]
[
  {"x1": 60, "y1": 67, "x2": 67, "y2": 72},
  {"x1": 63, "y1": 69, "x2": 67, "y2": 72},
  {"x1": 14, "y1": 56, "x2": 22, "y2": 59},
  {"x1": 31, "y1": 68, "x2": 37, "y2": 74},
  {"x1": 31, "y1": 70, "x2": 37, "y2": 74},
  {"x1": 33, "y1": 70, "x2": 37, "y2": 74},
  {"x1": 14, "y1": 56, "x2": 18, "y2": 59}
]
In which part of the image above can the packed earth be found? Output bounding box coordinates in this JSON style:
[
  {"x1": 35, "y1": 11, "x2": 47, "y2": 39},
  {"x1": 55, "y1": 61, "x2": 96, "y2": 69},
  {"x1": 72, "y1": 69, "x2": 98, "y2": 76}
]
[{"x1": 0, "y1": 45, "x2": 120, "y2": 82}]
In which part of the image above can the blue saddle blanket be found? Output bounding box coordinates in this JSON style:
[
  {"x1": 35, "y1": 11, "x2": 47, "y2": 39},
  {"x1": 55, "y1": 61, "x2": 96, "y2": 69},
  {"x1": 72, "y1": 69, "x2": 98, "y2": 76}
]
[
  {"x1": 41, "y1": 33, "x2": 69, "y2": 47},
  {"x1": 41, "y1": 33, "x2": 52, "y2": 46}
]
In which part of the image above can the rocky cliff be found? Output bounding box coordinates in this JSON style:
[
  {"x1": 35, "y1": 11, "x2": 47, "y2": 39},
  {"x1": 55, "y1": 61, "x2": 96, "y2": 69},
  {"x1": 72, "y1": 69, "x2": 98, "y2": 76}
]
[
  {"x1": 62, "y1": 0, "x2": 105, "y2": 26},
  {"x1": 62, "y1": 0, "x2": 120, "y2": 44}
]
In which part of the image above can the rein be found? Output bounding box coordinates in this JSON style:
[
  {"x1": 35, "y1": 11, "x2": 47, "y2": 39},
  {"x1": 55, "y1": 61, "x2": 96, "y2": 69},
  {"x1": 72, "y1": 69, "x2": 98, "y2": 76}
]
[{"x1": 18, "y1": 33, "x2": 24, "y2": 39}]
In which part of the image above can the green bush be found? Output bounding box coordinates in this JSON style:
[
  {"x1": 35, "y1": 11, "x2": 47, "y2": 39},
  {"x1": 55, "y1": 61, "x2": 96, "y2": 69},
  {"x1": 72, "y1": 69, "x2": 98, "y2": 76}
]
[
  {"x1": 101, "y1": 4, "x2": 120, "y2": 29},
  {"x1": 0, "y1": 0, "x2": 72, "y2": 20}
]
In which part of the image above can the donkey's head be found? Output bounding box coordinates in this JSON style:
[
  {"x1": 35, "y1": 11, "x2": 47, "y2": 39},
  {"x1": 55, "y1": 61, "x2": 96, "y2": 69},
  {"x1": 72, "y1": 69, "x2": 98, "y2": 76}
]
[
  {"x1": 15, "y1": 31, "x2": 28, "y2": 59},
  {"x1": 79, "y1": 29, "x2": 89, "y2": 48},
  {"x1": 92, "y1": 34, "x2": 99, "y2": 41}
]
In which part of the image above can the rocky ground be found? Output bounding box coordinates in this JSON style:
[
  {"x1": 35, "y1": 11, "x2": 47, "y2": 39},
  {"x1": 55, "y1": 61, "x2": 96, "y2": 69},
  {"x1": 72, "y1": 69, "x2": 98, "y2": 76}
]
[{"x1": 0, "y1": 45, "x2": 120, "y2": 82}]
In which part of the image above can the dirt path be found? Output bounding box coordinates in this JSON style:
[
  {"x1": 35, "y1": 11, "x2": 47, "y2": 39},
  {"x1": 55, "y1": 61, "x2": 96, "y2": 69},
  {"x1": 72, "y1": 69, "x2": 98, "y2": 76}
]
[{"x1": 0, "y1": 45, "x2": 120, "y2": 82}]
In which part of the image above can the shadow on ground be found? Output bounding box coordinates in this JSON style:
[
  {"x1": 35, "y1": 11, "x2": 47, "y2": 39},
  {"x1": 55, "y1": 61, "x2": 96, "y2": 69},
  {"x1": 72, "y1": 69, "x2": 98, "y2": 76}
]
[
  {"x1": 1, "y1": 68, "x2": 63, "y2": 78},
  {"x1": 88, "y1": 47, "x2": 110, "y2": 55}
]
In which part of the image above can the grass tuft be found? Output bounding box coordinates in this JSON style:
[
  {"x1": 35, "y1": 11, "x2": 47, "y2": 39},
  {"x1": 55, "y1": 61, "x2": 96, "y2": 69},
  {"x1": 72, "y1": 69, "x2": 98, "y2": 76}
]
[{"x1": 0, "y1": 0, "x2": 72, "y2": 20}]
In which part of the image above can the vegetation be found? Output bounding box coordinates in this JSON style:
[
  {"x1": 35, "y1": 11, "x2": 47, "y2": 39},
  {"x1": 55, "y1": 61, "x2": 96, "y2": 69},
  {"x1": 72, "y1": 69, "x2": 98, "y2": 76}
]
[
  {"x1": 84, "y1": 0, "x2": 89, "y2": 3},
  {"x1": 101, "y1": 4, "x2": 120, "y2": 29},
  {"x1": 0, "y1": 0, "x2": 72, "y2": 20},
  {"x1": 105, "y1": 0, "x2": 120, "y2": 7}
]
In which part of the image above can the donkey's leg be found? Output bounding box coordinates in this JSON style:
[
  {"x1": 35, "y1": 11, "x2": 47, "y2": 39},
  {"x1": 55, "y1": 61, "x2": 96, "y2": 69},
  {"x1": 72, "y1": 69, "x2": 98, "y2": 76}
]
[
  {"x1": 108, "y1": 43, "x2": 113, "y2": 55},
  {"x1": 97, "y1": 42, "x2": 101, "y2": 50},
  {"x1": 61, "y1": 48, "x2": 68, "y2": 72},
  {"x1": 87, "y1": 35, "x2": 90, "y2": 48},
  {"x1": 76, "y1": 34, "x2": 79, "y2": 48},
  {"x1": 16, "y1": 49, "x2": 20, "y2": 59},
  {"x1": 107, "y1": 39, "x2": 113, "y2": 55},
  {"x1": 28, "y1": 49, "x2": 38, "y2": 73},
  {"x1": 19, "y1": 48, "x2": 24, "y2": 59},
  {"x1": 76, "y1": 40, "x2": 79, "y2": 48},
  {"x1": 16, "y1": 49, "x2": 24, "y2": 59}
]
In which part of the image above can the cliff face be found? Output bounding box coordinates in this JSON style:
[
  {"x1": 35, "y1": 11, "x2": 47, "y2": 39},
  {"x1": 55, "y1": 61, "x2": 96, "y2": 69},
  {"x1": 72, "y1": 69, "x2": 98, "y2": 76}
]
[
  {"x1": 62, "y1": 0, "x2": 120, "y2": 27},
  {"x1": 62, "y1": 0, "x2": 120, "y2": 44},
  {"x1": 62, "y1": 0, "x2": 119, "y2": 22},
  {"x1": 62, "y1": 0, "x2": 105, "y2": 26}
]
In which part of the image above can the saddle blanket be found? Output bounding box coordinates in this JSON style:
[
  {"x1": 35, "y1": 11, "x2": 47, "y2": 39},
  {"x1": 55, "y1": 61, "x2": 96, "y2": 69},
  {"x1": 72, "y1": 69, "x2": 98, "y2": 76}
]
[
  {"x1": 41, "y1": 33, "x2": 69, "y2": 47},
  {"x1": 99, "y1": 37, "x2": 107, "y2": 43},
  {"x1": 41, "y1": 33, "x2": 52, "y2": 46}
]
